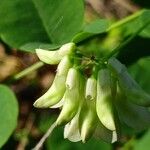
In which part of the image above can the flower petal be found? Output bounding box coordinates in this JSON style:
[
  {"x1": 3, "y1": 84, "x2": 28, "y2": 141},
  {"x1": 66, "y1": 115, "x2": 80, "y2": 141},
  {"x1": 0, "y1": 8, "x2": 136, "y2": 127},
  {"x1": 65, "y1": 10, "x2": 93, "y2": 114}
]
[
  {"x1": 96, "y1": 69, "x2": 116, "y2": 131},
  {"x1": 36, "y1": 42, "x2": 75, "y2": 64},
  {"x1": 33, "y1": 56, "x2": 71, "y2": 108},
  {"x1": 64, "y1": 112, "x2": 81, "y2": 142}
]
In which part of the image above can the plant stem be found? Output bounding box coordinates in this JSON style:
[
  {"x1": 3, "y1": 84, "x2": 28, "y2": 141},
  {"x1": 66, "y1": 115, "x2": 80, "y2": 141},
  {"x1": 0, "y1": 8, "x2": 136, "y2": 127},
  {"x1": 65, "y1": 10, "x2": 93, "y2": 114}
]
[
  {"x1": 13, "y1": 61, "x2": 44, "y2": 80},
  {"x1": 32, "y1": 122, "x2": 56, "y2": 150},
  {"x1": 107, "y1": 9, "x2": 144, "y2": 31},
  {"x1": 106, "y1": 21, "x2": 150, "y2": 59}
]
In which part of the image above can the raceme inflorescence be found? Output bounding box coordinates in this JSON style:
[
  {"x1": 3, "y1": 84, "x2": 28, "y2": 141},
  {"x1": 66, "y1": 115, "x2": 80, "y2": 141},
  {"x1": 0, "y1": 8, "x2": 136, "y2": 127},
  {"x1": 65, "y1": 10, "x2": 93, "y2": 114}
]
[{"x1": 34, "y1": 42, "x2": 150, "y2": 143}]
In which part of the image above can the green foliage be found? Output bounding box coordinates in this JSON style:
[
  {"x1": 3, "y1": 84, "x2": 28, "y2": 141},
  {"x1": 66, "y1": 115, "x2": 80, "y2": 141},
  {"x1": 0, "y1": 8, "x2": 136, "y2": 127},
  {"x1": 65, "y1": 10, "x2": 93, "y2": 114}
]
[
  {"x1": 0, "y1": 0, "x2": 149, "y2": 53},
  {"x1": 72, "y1": 19, "x2": 109, "y2": 43},
  {"x1": 0, "y1": 85, "x2": 18, "y2": 148},
  {"x1": 47, "y1": 127, "x2": 112, "y2": 150},
  {"x1": 0, "y1": 0, "x2": 84, "y2": 51},
  {"x1": 84, "y1": 19, "x2": 109, "y2": 34},
  {"x1": 129, "y1": 57, "x2": 150, "y2": 93},
  {"x1": 38, "y1": 113, "x2": 112, "y2": 150},
  {"x1": 73, "y1": 9, "x2": 150, "y2": 44},
  {"x1": 20, "y1": 42, "x2": 60, "y2": 53},
  {"x1": 0, "y1": 1, "x2": 150, "y2": 149},
  {"x1": 134, "y1": 130, "x2": 150, "y2": 150},
  {"x1": 115, "y1": 98, "x2": 150, "y2": 131},
  {"x1": 117, "y1": 9, "x2": 150, "y2": 38}
]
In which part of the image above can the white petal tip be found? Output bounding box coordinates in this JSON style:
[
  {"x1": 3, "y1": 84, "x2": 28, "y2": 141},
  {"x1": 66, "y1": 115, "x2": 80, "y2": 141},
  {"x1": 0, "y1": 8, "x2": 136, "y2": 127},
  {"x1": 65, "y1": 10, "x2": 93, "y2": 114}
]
[
  {"x1": 111, "y1": 131, "x2": 117, "y2": 143},
  {"x1": 33, "y1": 100, "x2": 42, "y2": 108}
]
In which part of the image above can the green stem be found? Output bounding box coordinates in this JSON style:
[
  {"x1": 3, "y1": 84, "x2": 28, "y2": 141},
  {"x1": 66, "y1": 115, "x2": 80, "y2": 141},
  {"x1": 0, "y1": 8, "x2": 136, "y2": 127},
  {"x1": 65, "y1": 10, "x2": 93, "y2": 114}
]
[
  {"x1": 13, "y1": 61, "x2": 44, "y2": 80},
  {"x1": 106, "y1": 21, "x2": 150, "y2": 59},
  {"x1": 107, "y1": 9, "x2": 144, "y2": 31},
  {"x1": 32, "y1": 121, "x2": 56, "y2": 150}
]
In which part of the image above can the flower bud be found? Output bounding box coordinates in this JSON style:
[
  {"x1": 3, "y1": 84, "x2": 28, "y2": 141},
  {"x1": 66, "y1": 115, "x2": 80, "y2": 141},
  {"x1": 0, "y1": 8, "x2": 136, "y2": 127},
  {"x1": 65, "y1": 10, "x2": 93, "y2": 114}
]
[
  {"x1": 96, "y1": 68, "x2": 116, "y2": 131},
  {"x1": 56, "y1": 68, "x2": 85, "y2": 126},
  {"x1": 108, "y1": 57, "x2": 150, "y2": 107},
  {"x1": 36, "y1": 42, "x2": 76, "y2": 64},
  {"x1": 85, "y1": 77, "x2": 97, "y2": 100},
  {"x1": 33, "y1": 56, "x2": 71, "y2": 108},
  {"x1": 65, "y1": 68, "x2": 78, "y2": 90}
]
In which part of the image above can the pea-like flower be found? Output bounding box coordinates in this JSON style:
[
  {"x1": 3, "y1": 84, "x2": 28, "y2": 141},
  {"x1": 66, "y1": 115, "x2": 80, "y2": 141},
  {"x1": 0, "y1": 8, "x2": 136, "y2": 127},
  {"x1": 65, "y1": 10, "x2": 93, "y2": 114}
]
[
  {"x1": 34, "y1": 43, "x2": 150, "y2": 145},
  {"x1": 96, "y1": 69, "x2": 116, "y2": 131},
  {"x1": 33, "y1": 55, "x2": 72, "y2": 108},
  {"x1": 36, "y1": 42, "x2": 75, "y2": 64},
  {"x1": 56, "y1": 68, "x2": 84, "y2": 125},
  {"x1": 79, "y1": 97, "x2": 98, "y2": 143},
  {"x1": 85, "y1": 77, "x2": 97, "y2": 100},
  {"x1": 64, "y1": 111, "x2": 81, "y2": 142}
]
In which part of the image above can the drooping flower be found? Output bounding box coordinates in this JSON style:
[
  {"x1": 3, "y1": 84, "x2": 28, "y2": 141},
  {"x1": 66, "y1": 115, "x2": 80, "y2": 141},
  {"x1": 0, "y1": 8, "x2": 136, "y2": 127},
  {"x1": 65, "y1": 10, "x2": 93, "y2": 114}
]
[
  {"x1": 96, "y1": 68, "x2": 116, "y2": 131},
  {"x1": 34, "y1": 55, "x2": 72, "y2": 108},
  {"x1": 56, "y1": 68, "x2": 84, "y2": 125},
  {"x1": 79, "y1": 97, "x2": 98, "y2": 143},
  {"x1": 36, "y1": 42, "x2": 75, "y2": 64},
  {"x1": 64, "y1": 111, "x2": 81, "y2": 142},
  {"x1": 33, "y1": 42, "x2": 150, "y2": 144},
  {"x1": 85, "y1": 77, "x2": 97, "y2": 100}
]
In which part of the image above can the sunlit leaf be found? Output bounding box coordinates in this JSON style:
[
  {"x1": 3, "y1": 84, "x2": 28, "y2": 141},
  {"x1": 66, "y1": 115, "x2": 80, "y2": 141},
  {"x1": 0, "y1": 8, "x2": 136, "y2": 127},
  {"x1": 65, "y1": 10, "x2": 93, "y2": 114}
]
[{"x1": 0, "y1": 0, "x2": 84, "y2": 51}]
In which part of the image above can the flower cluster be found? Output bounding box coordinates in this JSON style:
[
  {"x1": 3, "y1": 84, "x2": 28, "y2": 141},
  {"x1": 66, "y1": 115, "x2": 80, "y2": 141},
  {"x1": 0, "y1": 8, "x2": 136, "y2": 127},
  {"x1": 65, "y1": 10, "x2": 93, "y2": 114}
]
[{"x1": 34, "y1": 43, "x2": 150, "y2": 143}]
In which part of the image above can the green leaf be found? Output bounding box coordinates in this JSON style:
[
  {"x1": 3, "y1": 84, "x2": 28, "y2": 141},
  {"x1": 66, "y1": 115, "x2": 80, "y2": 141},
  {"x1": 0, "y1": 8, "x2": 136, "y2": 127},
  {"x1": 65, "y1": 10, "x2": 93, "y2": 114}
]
[
  {"x1": 72, "y1": 19, "x2": 109, "y2": 43},
  {"x1": 133, "y1": 130, "x2": 150, "y2": 150},
  {"x1": 30, "y1": 0, "x2": 84, "y2": 44},
  {"x1": 20, "y1": 42, "x2": 60, "y2": 53},
  {"x1": 0, "y1": 0, "x2": 50, "y2": 48},
  {"x1": 0, "y1": 0, "x2": 84, "y2": 50},
  {"x1": 120, "y1": 9, "x2": 150, "y2": 38},
  {"x1": 0, "y1": 84, "x2": 18, "y2": 148},
  {"x1": 84, "y1": 19, "x2": 109, "y2": 34},
  {"x1": 108, "y1": 57, "x2": 150, "y2": 107},
  {"x1": 140, "y1": 9, "x2": 150, "y2": 37},
  {"x1": 115, "y1": 91, "x2": 150, "y2": 131},
  {"x1": 73, "y1": 9, "x2": 150, "y2": 43},
  {"x1": 129, "y1": 57, "x2": 150, "y2": 93},
  {"x1": 72, "y1": 32, "x2": 93, "y2": 43}
]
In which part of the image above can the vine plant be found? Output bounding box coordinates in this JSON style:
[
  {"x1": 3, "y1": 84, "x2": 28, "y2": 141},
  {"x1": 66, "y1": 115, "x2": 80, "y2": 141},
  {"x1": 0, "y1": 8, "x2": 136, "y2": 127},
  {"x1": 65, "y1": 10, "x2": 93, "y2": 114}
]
[{"x1": 0, "y1": 0, "x2": 150, "y2": 149}]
